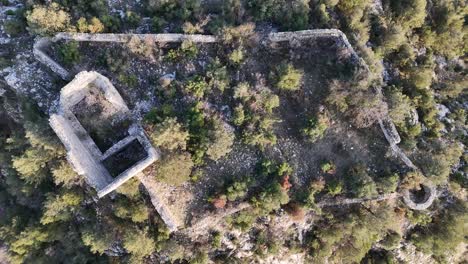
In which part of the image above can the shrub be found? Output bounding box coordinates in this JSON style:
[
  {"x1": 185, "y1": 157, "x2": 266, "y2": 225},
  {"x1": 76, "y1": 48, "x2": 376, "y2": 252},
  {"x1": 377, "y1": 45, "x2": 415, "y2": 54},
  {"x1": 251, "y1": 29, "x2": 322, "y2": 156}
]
[
  {"x1": 206, "y1": 118, "x2": 235, "y2": 161},
  {"x1": 228, "y1": 47, "x2": 244, "y2": 65},
  {"x1": 380, "y1": 231, "x2": 401, "y2": 250},
  {"x1": 226, "y1": 179, "x2": 249, "y2": 201},
  {"x1": 247, "y1": 0, "x2": 309, "y2": 30},
  {"x1": 376, "y1": 173, "x2": 399, "y2": 193},
  {"x1": 233, "y1": 82, "x2": 251, "y2": 101},
  {"x1": 100, "y1": 14, "x2": 121, "y2": 32},
  {"x1": 180, "y1": 40, "x2": 198, "y2": 59},
  {"x1": 81, "y1": 230, "x2": 113, "y2": 255},
  {"x1": 123, "y1": 229, "x2": 155, "y2": 261},
  {"x1": 284, "y1": 202, "x2": 305, "y2": 221},
  {"x1": 156, "y1": 152, "x2": 194, "y2": 186},
  {"x1": 326, "y1": 179, "x2": 343, "y2": 196},
  {"x1": 259, "y1": 91, "x2": 280, "y2": 113},
  {"x1": 184, "y1": 76, "x2": 209, "y2": 98},
  {"x1": 118, "y1": 73, "x2": 138, "y2": 88},
  {"x1": 115, "y1": 177, "x2": 141, "y2": 199},
  {"x1": 147, "y1": 117, "x2": 189, "y2": 151},
  {"x1": 302, "y1": 113, "x2": 330, "y2": 142},
  {"x1": 59, "y1": 41, "x2": 80, "y2": 66},
  {"x1": 320, "y1": 161, "x2": 336, "y2": 174},
  {"x1": 226, "y1": 210, "x2": 257, "y2": 231},
  {"x1": 4, "y1": 20, "x2": 25, "y2": 36},
  {"x1": 275, "y1": 63, "x2": 303, "y2": 91},
  {"x1": 77, "y1": 17, "x2": 104, "y2": 33},
  {"x1": 26, "y1": 3, "x2": 72, "y2": 35},
  {"x1": 125, "y1": 11, "x2": 141, "y2": 28},
  {"x1": 40, "y1": 191, "x2": 83, "y2": 224},
  {"x1": 346, "y1": 164, "x2": 378, "y2": 198},
  {"x1": 233, "y1": 104, "x2": 245, "y2": 126},
  {"x1": 114, "y1": 199, "x2": 148, "y2": 223},
  {"x1": 211, "y1": 231, "x2": 222, "y2": 248},
  {"x1": 206, "y1": 58, "x2": 229, "y2": 92},
  {"x1": 51, "y1": 160, "x2": 83, "y2": 188},
  {"x1": 406, "y1": 210, "x2": 432, "y2": 226},
  {"x1": 251, "y1": 182, "x2": 290, "y2": 214},
  {"x1": 126, "y1": 36, "x2": 158, "y2": 60}
]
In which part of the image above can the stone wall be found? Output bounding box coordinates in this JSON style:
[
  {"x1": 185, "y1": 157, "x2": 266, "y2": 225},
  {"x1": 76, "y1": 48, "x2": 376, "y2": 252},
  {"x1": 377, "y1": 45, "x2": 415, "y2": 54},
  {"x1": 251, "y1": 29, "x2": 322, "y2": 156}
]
[
  {"x1": 33, "y1": 37, "x2": 70, "y2": 80},
  {"x1": 54, "y1": 32, "x2": 217, "y2": 43},
  {"x1": 50, "y1": 114, "x2": 114, "y2": 190},
  {"x1": 137, "y1": 173, "x2": 181, "y2": 232},
  {"x1": 402, "y1": 184, "x2": 437, "y2": 210}
]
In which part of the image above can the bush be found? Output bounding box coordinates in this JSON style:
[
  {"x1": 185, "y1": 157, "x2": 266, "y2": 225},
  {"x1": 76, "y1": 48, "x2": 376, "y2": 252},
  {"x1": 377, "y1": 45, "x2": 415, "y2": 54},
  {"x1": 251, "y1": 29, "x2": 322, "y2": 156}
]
[
  {"x1": 4, "y1": 20, "x2": 25, "y2": 36},
  {"x1": 26, "y1": 3, "x2": 72, "y2": 35},
  {"x1": 115, "y1": 177, "x2": 141, "y2": 199},
  {"x1": 147, "y1": 117, "x2": 189, "y2": 151},
  {"x1": 226, "y1": 179, "x2": 250, "y2": 202},
  {"x1": 206, "y1": 58, "x2": 229, "y2": 92},
  {"x1": 326, "y1": 179, "x2": 343, "y2": 196},
  {"x1": 233, "y1": 104, "x2": 245, "y2": 126},
  {"x1": 184, "y1": 76, "x2": 209, "y2": 98},
  {"x1": 100, "y1": 14, "x2": 121, "y2": 32},
  {"x1": 228, "y1": 48, "x2": 244, "y2": 65},
  {"x1": 76, "y1": 17, "x2": 104, "y2": 33},
  {"x1": 380, "y1": 231, "x2": 401, "y2": 250},
  {"x1": 156, "y1": 152, "x2": 194, "y2": 186},
  {"x1": 51, "y1": 160, "x2": 83, "y2": 188},
  {"x1": 40, "y1": 191, "x2": 83, "y2": 224},
  {"x1": 180, "y1": 40, "x2": 199, "y2": 58},
  {"x1": 251, "y1": 182, "x2": 290, "y2": 215},
  {"x1": 227, "y1": 210, "x2": 257, "y2": 231},
  {"x1": 376, "y1": 173, "x2": 399, "y2": 193},
  {"x1": 81, "y1": 230, "x2": 113, "y2": 255},
  {"x1": 114, "y1": 199, "x2": 148, "y2": 223},
  {"x1": 302, "y1": 113, "x2": 330, "y2": 142},
  {"x1": 59, "y1": 41, "x2": 80, "y2": 66},
  {"x1": 205, "y1": 118, "x2": 235, "y2": 161},
  {"x1": 123, "y1": 229, "x2": 155, "y2": 261},
  {"x1": 125, "y1": 11, "x2": 141, "y2": 28},
  {"x1": 320, "y1": 161, "x2": 336, "y2": 174},
  {"x1": 118, "y1": 73, "x2": 138, "y2": 88},
  {"x1": 346, "y1": 164, "x2": 378, "y2": 198},
  {"x1": 274, "y1": 63, "x2": 303, "y2": 91},
  {"x1": 247, "y1": 0, "x2": 309, "y2": 30}
]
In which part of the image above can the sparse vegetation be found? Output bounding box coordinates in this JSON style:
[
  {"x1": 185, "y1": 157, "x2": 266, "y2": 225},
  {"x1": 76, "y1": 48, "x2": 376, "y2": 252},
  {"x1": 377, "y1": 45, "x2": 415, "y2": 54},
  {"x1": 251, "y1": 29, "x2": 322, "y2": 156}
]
[{"x1": 2, "y1": 0, "x2": 466, "y2": 262}]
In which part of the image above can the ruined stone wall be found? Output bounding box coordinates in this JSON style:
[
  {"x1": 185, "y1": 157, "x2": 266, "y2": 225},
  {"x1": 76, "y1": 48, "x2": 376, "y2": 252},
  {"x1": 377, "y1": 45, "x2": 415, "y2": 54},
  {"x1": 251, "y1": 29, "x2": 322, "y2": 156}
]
[
  {"x1": 50, "y1": 114, "x2": 114, "y2": 190},
  {"x1": 402, "y1": 184, "x2": 437, "y2": 210},
  {"x1": 97, "y1": 125, "x2": 160, "y2": 198},
  {"x1": 54, "y1": 32, "x2": 217, "y2": 43},
  {"x1": 137, "y1": 173, "x2": 181, "y2": 232},
  {"x1": 33, "y1": 38, "x2": 70, "y2": 80}
]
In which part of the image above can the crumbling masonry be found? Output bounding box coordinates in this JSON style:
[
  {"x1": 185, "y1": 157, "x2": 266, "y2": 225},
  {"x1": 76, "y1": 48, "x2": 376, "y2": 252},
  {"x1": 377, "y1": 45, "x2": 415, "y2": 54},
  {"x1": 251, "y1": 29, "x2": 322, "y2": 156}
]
[
  {"x1": 50, "y1": 71, "x2": 159, "y2": 197},
  {"x1": 39, "y1": 30, "x2": 435, "y2": 234}
]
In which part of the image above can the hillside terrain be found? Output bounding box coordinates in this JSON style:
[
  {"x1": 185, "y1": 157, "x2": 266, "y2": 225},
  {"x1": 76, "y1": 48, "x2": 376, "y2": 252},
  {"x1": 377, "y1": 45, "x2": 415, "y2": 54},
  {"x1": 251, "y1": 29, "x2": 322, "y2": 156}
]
[{"x1": 0, "y1": 0, "x2": 466, "y2": 263}]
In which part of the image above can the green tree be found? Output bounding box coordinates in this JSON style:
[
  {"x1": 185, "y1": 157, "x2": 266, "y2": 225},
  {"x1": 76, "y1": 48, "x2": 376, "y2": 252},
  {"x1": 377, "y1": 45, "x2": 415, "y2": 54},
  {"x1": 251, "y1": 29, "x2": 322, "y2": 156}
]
[
  {"x1": 148, "y1": 117, "x2": 189, "y2": 151},
  {"x1": 275, "y1": 63, "x2": 303, "y2": 91},
  {"x1": 114, "y1": 199, "x2": 148, "y2": 223},
  {"x1": 156, "y1": 152, "x2": 194, "y2": 186},
  {"x1": 206, "y1": 118, "x2": 235, "y2": 161},
  {"x1": 40, "y1": 191, "x2": 83, "y2": 224},
  {"x1": 302, "y1": 113, "x2": 330, "y2": 142},
  {"x1": 411, "y1": 200, "x2": 467, "y2": 262},
  {"x1": 59, "y1": 41, "x2": 81, "y2": 66},
  {"x1": 81, "y1": 229, "x2": 113, "y2": 255},
  {"x1": 51, "y1": 160, "x2": 83, "y2": 188},
  {"x1": 123, "y1": 229, "x2": 155, "y2": 261}
]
